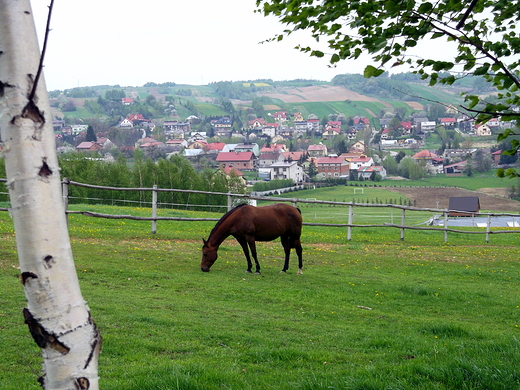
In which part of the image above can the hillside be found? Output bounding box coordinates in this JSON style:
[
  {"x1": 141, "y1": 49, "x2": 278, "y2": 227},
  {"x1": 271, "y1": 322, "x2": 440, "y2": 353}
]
[{"x1": 52, "y1": 74, "x2": 475, "y2": 121}]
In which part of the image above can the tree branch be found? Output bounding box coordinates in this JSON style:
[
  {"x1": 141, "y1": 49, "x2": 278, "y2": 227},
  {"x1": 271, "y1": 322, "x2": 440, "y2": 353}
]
[{"x1": 28, "y1": 0, "x2": 54, "y2": 103}]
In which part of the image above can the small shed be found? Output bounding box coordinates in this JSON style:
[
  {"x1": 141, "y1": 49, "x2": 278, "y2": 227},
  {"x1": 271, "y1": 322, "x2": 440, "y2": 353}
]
[{"x1": 448, "y1": 197, "x2": 480, "y2": 217}]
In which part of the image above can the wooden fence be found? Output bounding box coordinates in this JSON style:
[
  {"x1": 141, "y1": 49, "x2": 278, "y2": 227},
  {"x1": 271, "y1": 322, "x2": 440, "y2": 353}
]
[{"x1": 1, "y1": 178, "x2": 519, "y2": 243}]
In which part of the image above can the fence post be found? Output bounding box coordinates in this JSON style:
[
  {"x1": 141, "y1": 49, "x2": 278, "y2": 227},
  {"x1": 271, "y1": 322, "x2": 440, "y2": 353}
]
[
  {"x1": 400, "y1": 208, "x2": 405, "y2": 241},
  {"x1": 292, "y1": 198, "x2": 298, "y2": 208},
  {"x1": 443, "y1": 211, "x2": 448, "y2": 243},
  {"x1": 347, "y1": 204, "x2": 353, "y2": 241},
  {"x1": 486, "y1": 214, "x2": 491, "y2": 243},
  {"x1": 62, "y1": 178, "x2": 69, "y2": 222},
  {"x1": 227, "y1": 192, "x2": 233, "y2": 211},
  {"x1": 151, "y1": 185, "x2": 157, "y2": 234}
]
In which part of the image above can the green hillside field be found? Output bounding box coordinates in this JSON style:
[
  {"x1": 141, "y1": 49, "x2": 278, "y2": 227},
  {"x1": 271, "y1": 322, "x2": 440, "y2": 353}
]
[{"x1": 1, "y1": 203, "x2": 519, "y2": 389}]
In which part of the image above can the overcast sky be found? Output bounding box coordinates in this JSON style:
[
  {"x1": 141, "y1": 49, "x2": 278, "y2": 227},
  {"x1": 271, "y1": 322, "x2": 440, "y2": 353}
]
[{"x1": 30, "y1": 1, "x2": 362, "y2": 91}]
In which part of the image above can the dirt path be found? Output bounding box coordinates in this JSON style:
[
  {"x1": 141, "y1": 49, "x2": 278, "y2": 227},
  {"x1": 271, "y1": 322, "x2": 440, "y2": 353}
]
[{"x1": 382, "y1": 186, "x2": 520, "y2": 212}]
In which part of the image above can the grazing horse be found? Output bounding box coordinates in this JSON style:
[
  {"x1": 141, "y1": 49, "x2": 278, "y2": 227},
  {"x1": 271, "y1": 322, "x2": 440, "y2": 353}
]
[{"x1": 201, "y1": 203, "x2": 303, "y2": 274}]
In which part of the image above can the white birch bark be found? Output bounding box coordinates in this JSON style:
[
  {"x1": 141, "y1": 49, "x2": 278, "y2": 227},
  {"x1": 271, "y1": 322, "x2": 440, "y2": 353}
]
[{"x1": 0, "y1": 1, "x2": 101, "y2": 389}]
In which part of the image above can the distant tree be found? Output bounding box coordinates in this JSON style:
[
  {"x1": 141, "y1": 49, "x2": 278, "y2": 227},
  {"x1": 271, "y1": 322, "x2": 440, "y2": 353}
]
[
  {"x1": 383, "y1": 155, "x2": 398, "y2": 175},
  {"x1": 61, "y1": 99, "x2": 76, "y2": 112},
  {"x1": 85, "y1": 125, "x2": 97, "y2": 142},
  {"x1": 473, "y1": 149, "x2": 493, "y2": 172},
  {"x1": 395, "y1": 151, "x2": 406, "y2": 164}
]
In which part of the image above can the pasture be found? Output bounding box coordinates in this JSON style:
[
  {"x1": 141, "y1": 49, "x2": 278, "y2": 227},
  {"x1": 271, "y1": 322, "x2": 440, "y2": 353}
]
[{"x1": 1, "y1": 202, "x2": 520, "y2": 389}]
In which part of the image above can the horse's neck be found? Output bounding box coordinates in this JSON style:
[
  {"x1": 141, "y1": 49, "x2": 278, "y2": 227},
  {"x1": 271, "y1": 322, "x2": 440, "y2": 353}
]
[{"x1": 208, "y1": 225, "x2": 231, "y2": 248}]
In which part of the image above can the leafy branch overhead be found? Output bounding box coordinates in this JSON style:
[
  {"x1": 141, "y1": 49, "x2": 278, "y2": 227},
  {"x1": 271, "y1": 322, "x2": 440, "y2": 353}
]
[{"x1": 256, "y1": 0, "x2": 520, "y2": 177}]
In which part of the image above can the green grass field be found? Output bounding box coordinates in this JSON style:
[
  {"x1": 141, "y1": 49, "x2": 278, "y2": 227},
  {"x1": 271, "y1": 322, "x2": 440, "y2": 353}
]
[{"x1": 1, "y1": 199, "x2": 520, "y2": 389}]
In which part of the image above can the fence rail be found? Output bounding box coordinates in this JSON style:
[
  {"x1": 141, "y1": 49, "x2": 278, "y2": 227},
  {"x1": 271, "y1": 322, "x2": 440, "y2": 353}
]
[{"x1": 1, "y1": 178, "x2": 519, "y2": 242}]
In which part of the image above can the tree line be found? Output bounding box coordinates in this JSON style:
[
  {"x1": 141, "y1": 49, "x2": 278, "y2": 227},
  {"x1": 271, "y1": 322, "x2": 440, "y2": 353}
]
[{"x1": 0, "y1": 151, "x2": 245, "y2": 211}]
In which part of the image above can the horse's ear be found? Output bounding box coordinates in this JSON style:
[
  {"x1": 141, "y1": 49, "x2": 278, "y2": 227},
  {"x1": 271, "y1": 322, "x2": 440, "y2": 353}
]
[{"x1": 202, "y1": 238, "x2": 207, "y2": 245}]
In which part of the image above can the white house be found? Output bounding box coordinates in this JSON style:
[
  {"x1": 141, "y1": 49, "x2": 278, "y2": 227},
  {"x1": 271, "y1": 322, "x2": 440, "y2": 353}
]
[{"x1": 270, "y1": 161, "x2": 305, "y2": 183}]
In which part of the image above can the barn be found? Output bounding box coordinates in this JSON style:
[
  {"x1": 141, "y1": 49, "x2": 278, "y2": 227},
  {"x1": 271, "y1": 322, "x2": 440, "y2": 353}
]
[{"x1": 448, "y1": 197, "x2": 480, "y2": 217}]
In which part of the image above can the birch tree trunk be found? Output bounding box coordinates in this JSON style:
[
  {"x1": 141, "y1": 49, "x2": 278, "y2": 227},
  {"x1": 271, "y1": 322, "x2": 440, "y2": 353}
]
[{"x1": 0, "y1": 1, "x2": 101, "y2": 389}]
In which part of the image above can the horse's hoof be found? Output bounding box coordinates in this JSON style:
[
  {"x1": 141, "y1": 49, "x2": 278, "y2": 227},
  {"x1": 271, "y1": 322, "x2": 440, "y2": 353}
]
[
  {"x1": 297, "y1": 269, "x2": 303, "y2": 275},
  {"x1": 255, "y1": 271, "x2": 261, "y2": 275},
  {"x1": 280, "y1": 270, "x2": 286, "y2": 274},
  {"x1": 246, "y1": 270, "x2": 252, "y2": 273}
]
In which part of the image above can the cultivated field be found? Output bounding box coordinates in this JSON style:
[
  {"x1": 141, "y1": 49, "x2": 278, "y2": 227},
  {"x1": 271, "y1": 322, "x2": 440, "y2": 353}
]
[
  {"x1": 258, "y1": 85, "x2": 383, "y2": 103},
  {"x1": 1, "y1": 199, "x2": 519, "y2": 389}
]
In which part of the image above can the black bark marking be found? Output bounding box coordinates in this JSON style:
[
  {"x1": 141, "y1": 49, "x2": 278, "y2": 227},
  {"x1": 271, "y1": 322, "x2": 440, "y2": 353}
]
[
  {"x1": 23, "y1": 308, "x2": 70, "y2": 355},
  {"x1": 43, "y1": 255, "x2": 55, "y2": 269},
  {"x1": 84, "y1": 312, "x2": 102, "y2": 369},
  {"x1": 22, "y1": 99, "x2": 45, "y2": 126},
  {"x1": 75, "y1": 377, "x2": 90, "y2": 389},
  {"x1": 0, "y1": 81, "x2": 15, "y2": 97},
  {"x1": 21, "y1": 272, "x2": 38, "y2": 285},
  {"x1": 38, "y1": 160, "x2": 52, "y2": 177}
]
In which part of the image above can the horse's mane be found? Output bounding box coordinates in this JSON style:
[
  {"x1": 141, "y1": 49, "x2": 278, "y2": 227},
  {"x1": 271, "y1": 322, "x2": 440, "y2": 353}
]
[{"x1": 208, "y1": 203, "x2": 248, "y2": 240}]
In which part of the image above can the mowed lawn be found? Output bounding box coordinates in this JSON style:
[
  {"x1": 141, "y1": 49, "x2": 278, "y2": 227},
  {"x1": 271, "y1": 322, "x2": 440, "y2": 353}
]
[{"x1": 1, "y1": 204, "x2": 520, "y2": 389}]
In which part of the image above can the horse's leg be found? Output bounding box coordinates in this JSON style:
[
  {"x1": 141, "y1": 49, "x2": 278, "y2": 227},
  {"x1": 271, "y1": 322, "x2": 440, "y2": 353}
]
[
  {"x1": 246, "y1": 236, "x2": 261, "y2": 274},
  {"x1": 235, "y1": 236, "x2": 253, "y2": 273},
  {"x1": 280, "y1": 236, "x2": 291, "y2": 273},
  {"x1": 294, "y1": 238, "x2": 303, "y2": 275}
]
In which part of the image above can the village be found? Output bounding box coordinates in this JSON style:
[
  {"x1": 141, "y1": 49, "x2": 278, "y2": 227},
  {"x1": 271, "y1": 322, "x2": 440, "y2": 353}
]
[{"x1": 53, "y1": 100, "x2": 509, "y2": 185}]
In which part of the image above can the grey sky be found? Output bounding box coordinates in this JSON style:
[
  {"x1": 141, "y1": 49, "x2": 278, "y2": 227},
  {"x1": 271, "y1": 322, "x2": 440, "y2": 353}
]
[{"x1": 31, "y1": 1, "x2": 353, "y2": 90}]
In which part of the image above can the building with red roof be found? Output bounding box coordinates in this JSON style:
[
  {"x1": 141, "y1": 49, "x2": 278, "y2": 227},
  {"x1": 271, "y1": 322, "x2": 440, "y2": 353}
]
[
  {"x1": 216, "y1": 151, "x2": 256, "y2": 170},
  {"x1": 316, "y1": 155, "x2": 350, "y2": 178}
]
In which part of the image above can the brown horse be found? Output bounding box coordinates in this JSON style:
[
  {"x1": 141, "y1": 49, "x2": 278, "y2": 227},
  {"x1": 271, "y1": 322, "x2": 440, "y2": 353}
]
[{"x1": 201, "y1": 203, "x2": 303, "y2": 274}]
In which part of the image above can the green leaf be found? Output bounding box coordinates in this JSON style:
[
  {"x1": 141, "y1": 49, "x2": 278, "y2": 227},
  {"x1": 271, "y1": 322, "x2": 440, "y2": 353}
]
[
  {"x1": 364, "y1": 65, "x2": 379, "y2": 78},
  {"x1": 417, "y1": 2, "x2": 433, "y2": 13}
]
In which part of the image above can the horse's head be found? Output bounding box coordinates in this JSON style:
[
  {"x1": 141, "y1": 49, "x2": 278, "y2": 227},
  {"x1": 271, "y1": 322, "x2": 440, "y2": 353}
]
[{"x1": 201, "y1": 238, "x2": 218, "y2": 272}]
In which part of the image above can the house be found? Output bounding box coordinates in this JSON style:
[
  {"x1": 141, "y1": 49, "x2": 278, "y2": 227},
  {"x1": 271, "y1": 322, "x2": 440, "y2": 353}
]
[
  {"x1": 248, "y1": 118, "x2": 267, "y2": 129},
  {"x1": 259, "y1": 152, "x2": 284, "y2": 167},
  {"x1": 96, "y1": 137, "x2": 114, "y2": 149},
  {"x1": 308, "y1": 144, "x2": 328, "y2": 157},
  {"x1": 420, "y1": 121, "x2": 436, "y2": 131},
  {"x1": 475, "y1": 124, "x2": 492, "y2": 136},
  {"x1": 118, "y1": 118, "x2": 134, "y2": 128},
  {"x1": 272, "y1": 111, "x2": 288, "y2": 122},
  {"x1": 282, "y1": 151, "x2": 306, "y2": 162},
  {"x1": 260, "y1": 143, "x2": 286, "y2": 153},
  {"x1": 443, "y1": 161, "x2": 466, "y2": 175},
  {"x1": 121, "y1": 98, "x2": 134, "y2": 105},
  {"x1": 164, "y1": 120, "x2": 191, "y2": 134},
  {"x1": 316, "y1": 155, "x2": 350, "y2": 178},
  {"x1": 261, "y1": 123, "x2": 278, "y2": 138},
  {"x1": 211, "y1": 117, "x2": 232, "y2": 129},
  {"x1": 357, "y1": 166, "x2": 387, "y2": 180},
  {"x1": 216, "y1": 151, "x2": 256, "y2": 170},
  {"x1": 235, "y1": 143, "x2": 260, "y2": 157},
  {"x1": 165, "y1": 139, "x2": 188, "y2": 154},
  {"x1": 448, "y1": 197, "x2": 480, "y2": 217},
  {"x1": 270, "y1": 161, "x2": 305, "y2": 183},
  {"x1": 492, "y1": 150, "x2": 502, "y2": 165},
  {"x1": 349, "y1": 156, "x2": 374, "y2": 171},
  {"x1": 71, "y1": 124, "x2": 88, "y2": 135},
  {"x1": 306, "y1": 118, "x2": 320, "y2": 133},
  {"x1": 189, "y1": 140, "x2": 208, "y2": 150},
  {"x1": 204, "y1": 142, "x2": 226, "y2": 154},
  {"x1": 322, "y1": 126, "x2": 341, "y2": 138},
  {"x1": 128, "y1": 114, "x2": 147, "y2": 124},
  {"x1": 350, "y1": 141, "x2": 366, "y2": 153},
  {"x1": 219, "y1": 167, "x2": 247, "y2": 188},
  {"x1": 439, "y1": 118, "x2": 456, "y2": 129},
  {"x1": 353, "y1": 116, "x2": 370, "y2": 127},
  {"x1": 76, "y1": 141, "x2": 101, "y2": 152},
  {"x1": 293, "y1": 112, "x2": 304, "y2": 122},
  {"x1": 412, "y1": 150, "x2": 439, "y2": 163},
  {"x1": 187, "y1": 132, "x2": 207, "y2": 143},
  {"x1": 401, "y1": 121, "x2": 412, "y2": 133}
]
